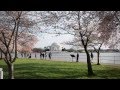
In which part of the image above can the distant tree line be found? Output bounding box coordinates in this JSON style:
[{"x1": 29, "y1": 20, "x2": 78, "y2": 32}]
[{"x1": 32, "y1": 47, "x2": 50, "y2": 53}]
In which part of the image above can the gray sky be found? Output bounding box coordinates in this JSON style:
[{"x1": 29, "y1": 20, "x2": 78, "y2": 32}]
[
  {"x1": 34, "y1": 33, "x2": 74, "y2": 49},
  {"x1": 34, "y1": 32, "x2": 109, "y2": 49},
  {"x1": 33, "y1": 11, "x2": 109, "y2": 50}
]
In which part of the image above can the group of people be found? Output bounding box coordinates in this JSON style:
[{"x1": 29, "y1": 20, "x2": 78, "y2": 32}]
[
  {"x1": 28, "y1": 52, "x2": 52, "y2": 60},
  {"x1": 40, "y1": 52, "x2": 52, "y2": 59},
  {"x1": 27, "y1": 51, "x2": 94, "y2": 62},
  {"x1": 40, "y1": 52, "x2": 46, "y2": 59}
]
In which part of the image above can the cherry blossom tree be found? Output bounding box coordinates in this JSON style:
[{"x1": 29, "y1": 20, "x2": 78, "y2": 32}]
[
  {"x1": 0, "y1": 11, "x2": 36, "y2": 79},
  {"x1": 40, "y1": 11, "x2": 98, "y2": 76}
]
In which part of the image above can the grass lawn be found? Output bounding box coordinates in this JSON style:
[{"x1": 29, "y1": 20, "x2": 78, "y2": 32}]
[{"x1": 0, "y1": 58, "x2": 120, "y2": 79}]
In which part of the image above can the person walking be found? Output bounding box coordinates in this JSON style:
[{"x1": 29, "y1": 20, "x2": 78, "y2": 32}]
[
  {"x1": 28, "y1": 53, "x2": 31, "y2": 59},
  {"x1": 40, "y1": 52, "x2": 42, "y2": 59},
  {"x1": 76, "y1": 52, "x2": 79, "y2": 62},
  {"x1": 44, "y1": 51, "x2": 47, "y2": 60},
  {"x1": 35, "y1": 53, "x2": 36, "y2": 58},
  {"x1": 48, "y1": 52, "x2": 52, "y2": 59},
  {"x1": 42, "y1": 52, "x2": 45, "y2": 59}
]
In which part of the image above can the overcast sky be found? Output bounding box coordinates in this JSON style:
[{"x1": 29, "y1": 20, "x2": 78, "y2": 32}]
[
  {"x1": 34, "y1": 32, "x2": 109, "y2": 49},
  {"x1": 34, "y1": 33, "x2": 74, "y2": 49},
  {"x1": 33, "y1": 11, "x2": 109, "y2": 50}
]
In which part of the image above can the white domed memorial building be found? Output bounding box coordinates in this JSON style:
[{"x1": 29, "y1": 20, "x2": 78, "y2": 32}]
[{"x1": 50, "y1": 43, "x2": 61, "y2": 51}]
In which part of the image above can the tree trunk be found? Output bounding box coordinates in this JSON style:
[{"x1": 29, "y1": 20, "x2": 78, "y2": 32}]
[
  {"x1": 97, "y1": 51, "x2": 100, "y2": 65},
  {"x1": 85, "y1": 48, "x2": 94, "y2": 76},
  {"x1": 0, "y1": 51, "x2": 2, "y2": 59},
  {"x1": 7, "y1": 63, "x2": 14, "y2": 79}
]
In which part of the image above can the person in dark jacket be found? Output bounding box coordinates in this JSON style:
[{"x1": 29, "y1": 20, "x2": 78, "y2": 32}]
[
  {"x1": 35, "y1": 53, "x2": 36, "y2": 58},
  {"x1": 28, "y1": 53, "x2": 31, "y2": 59},
  {"x1": 40, "y1": 52, "x2": 42, "y2": 59},
  {"x1": 44, "y1": 51, "x2": 47, "y2": 60},
  {"x1": 76, "y1": 52, "x2": 79, "y2": 62},
  {"x1": 42, "y1": 52, "x2": 45, "y2": 59},
  {"x1": 49, "y1": 52, "x2": 52, "y2": 59}
]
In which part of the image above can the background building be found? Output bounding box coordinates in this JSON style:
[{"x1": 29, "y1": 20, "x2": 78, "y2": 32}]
[{"x1": 50, "y1": 43, "x2": 61, "y2": 51}]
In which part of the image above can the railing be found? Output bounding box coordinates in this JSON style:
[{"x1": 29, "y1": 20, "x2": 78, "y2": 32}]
[
  {"x1": 99, "y1": 56, "x2": 120, "y2": 65},
  {"x1": 13, "y1": 53, "x2": 120, "y2": 65},
  {"x1": 78, "y1": 55, "x2": 120, "y2": 65}
]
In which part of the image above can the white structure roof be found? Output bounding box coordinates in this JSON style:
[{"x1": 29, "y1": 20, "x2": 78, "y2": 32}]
[{"x1": 50, "y1": 42, "x2": 61, "y2": 51}]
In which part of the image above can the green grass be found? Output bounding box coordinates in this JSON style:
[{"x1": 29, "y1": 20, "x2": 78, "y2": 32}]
[{"x1": 0, "y1": 58, "x2": 120, "y2": 79}]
